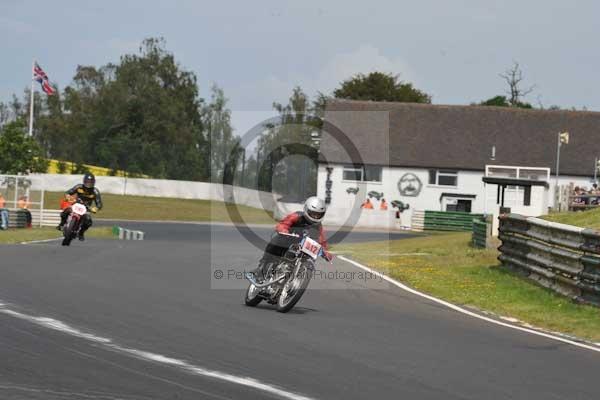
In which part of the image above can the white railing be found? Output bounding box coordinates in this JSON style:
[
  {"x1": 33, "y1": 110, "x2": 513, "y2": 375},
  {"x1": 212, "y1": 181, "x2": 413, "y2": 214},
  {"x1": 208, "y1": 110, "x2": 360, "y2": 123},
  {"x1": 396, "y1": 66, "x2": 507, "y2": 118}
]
[
  {"x1": 411, "y1": 210, "x2": 425, "y2": 231},
  {"x1": 31, "y1": 209, "x2": 62, "y2": 227}
]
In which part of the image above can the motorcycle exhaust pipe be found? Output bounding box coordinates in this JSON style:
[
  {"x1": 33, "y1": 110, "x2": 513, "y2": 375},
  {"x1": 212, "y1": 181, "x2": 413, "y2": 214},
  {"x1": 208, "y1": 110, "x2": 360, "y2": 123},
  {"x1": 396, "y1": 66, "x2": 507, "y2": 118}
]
[{"x1": 245, "y1": 272, "x2": 286, "y2": 288}]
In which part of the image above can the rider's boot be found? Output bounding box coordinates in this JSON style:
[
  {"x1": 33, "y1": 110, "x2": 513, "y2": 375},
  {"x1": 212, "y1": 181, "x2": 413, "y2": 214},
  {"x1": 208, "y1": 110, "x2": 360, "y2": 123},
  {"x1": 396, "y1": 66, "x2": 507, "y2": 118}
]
[
  {"x1": 57, "y1": 211, "x2": 68, "y2": 230},
  {"x1": 78, "y1": 231, "x2": 85, "y2": 241}
]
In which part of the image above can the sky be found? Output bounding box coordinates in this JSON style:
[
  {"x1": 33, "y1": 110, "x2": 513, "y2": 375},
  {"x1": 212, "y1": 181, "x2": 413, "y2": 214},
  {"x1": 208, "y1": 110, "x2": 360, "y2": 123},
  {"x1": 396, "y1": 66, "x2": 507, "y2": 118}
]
[{"x1": 1, "y1": 0, "x2": 600, "y2": 135}]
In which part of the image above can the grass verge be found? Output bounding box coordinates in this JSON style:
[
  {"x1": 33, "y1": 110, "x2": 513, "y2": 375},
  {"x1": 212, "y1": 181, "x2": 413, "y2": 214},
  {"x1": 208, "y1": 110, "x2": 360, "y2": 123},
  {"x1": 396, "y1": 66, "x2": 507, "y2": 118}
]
[
  {"x1": 44, "y1": 192, "x2": 276, "y2": 225},
  {"x1": 543, "y1": 208, "x2": 600, "y2": 230},
  {"x1": 333, "y1": 232, "x2": 600, "y2": 342},
  {"x1": 0, "y1": 226, "x2": 115, "y2": 244}
]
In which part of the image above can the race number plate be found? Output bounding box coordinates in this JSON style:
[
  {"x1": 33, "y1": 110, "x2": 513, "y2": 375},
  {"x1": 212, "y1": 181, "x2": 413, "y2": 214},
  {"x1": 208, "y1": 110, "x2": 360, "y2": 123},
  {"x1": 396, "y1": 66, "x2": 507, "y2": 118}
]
[
  {"x1": 72, "y1": 203, "x2": 87, "y2": 216},
  {"x1": 301, "y1": 236, "x2": 321, "y2": 260}
]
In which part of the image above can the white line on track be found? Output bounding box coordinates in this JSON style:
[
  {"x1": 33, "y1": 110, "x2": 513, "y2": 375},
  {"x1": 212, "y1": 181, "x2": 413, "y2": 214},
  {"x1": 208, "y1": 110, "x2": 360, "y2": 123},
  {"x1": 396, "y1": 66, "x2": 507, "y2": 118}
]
[
  {"x1": 20, "y1": 237, "x2": 62, "y2": 245},
  {"x1": 0, "y1": 302, "x2": 315, "y2": 400},
  {"x1": 337, "y1": 255, "x2": 600, "y2": 354}
]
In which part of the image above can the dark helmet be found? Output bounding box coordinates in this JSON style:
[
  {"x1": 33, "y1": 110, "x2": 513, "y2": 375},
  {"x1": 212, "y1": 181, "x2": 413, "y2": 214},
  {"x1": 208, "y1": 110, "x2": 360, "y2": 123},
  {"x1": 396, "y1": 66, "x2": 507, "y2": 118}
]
[{"x1": 83, "y1": 173, "x2": 96, "y2": 189}]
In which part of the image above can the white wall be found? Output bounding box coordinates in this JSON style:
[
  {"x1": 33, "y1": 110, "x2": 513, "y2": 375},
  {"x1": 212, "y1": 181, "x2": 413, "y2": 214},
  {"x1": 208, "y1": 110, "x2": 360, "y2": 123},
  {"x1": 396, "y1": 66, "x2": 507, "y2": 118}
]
[
  {"x1": 318, "y1": 165, "x2": 486, "y2": 229},
  {"x1": 317, "y1": 164, "x2": 596, "y2": 230}
]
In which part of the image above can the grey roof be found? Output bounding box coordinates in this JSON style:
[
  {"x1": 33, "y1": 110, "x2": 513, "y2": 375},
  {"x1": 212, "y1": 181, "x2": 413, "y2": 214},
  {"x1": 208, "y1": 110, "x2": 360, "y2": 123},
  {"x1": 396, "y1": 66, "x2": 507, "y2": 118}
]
[{"x1": 320, "y1": 99, "x2": 600, "y2": 176}]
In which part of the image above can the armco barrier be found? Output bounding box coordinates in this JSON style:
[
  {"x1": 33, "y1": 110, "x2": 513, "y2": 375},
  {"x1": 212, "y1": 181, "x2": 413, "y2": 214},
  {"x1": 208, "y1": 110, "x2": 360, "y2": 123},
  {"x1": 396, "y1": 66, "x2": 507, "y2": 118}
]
[
  {"x1": 7, "y1": 209, "x2": 27, "y2": 228},
  {"x1": 472, "y1": 218, "x2": 488, "y2": 248},
  {"x1": 422, "y1": 211, "x2": 482, "y2": 231},
  {"x1": 498, "y1": 213, "x2": 600, "y2": 307}
]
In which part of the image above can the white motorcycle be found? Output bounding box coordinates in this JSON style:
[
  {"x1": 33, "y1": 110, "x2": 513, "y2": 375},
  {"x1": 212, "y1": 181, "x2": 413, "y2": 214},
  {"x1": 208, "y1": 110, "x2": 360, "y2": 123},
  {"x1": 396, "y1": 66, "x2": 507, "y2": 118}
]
[{"x1": 62, "y1": 201, "x2": 95, "y2": 246}]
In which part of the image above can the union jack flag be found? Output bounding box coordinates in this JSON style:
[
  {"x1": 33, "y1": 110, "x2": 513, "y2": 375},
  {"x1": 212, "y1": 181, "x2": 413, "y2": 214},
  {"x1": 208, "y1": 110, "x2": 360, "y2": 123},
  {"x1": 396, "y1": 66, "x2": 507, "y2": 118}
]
[{"x1": 33, "y1": 62, "x2": 55, "y2": 95}]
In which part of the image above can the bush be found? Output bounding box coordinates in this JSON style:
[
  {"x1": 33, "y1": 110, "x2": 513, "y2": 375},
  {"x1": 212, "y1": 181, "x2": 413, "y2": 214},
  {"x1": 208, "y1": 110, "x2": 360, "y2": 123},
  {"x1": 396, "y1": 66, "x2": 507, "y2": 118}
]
[{"x1": 0, "y1": 120, "x2": 48, "y2": 174}]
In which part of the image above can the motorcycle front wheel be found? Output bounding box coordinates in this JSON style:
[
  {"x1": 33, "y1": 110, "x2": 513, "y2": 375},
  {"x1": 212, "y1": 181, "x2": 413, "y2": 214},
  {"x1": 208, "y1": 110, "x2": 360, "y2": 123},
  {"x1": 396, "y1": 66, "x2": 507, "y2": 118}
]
[
  {"x1": 276, "y1": 262, "x2": 313, "y2": 313},
  {"x1": 244, "y1": 283, "x2": 263, "y2": 307},
  {"x1": 62, "y1": 217, "x2": 78, "y2": 246}
]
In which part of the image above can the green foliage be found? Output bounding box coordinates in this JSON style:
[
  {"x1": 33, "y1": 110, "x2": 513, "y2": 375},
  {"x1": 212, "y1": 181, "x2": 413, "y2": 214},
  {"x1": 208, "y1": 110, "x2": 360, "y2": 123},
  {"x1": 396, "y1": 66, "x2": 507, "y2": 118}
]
[
  {"x1": 479, "y1": 62, "x2": 534, "y2": 109},
  {"x1": 205, "y1": 85, "x2": 239, "y2": 183},
  {"x1": 56, "y1": 160, "x2": 68, "y2": 174},
  {"x1": 0, "y1": 120, "x2": 48, "y2": 174},
  {"x1": 72, "y1": 163, "x2": 88, "y2": 174},
  {"x1": 31, "y1": 37, "x2": 211, "y2": 181},
  {"x1": 479, "y1": 95, "x2": 533, "y2": 109},
  {"x1": 480, "y1": 95, "x2": 510, "y2": 107},
  {"x1": 256, "y1": 87, "x2": 319, "y2": 199},
  {"x1": 333, "y1": 72, "x2": 431, "y2": 103}
]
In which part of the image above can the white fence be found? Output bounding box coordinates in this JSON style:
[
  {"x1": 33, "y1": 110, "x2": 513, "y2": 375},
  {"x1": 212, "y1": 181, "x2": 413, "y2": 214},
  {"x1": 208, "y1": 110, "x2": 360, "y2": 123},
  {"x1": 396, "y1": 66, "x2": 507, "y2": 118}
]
[
  {"x1": 32, "y1": 209, "x2": 62, "y2": 227},
  {"x1": 411, "y1": 210, "x2": 425, "y2": 232}
]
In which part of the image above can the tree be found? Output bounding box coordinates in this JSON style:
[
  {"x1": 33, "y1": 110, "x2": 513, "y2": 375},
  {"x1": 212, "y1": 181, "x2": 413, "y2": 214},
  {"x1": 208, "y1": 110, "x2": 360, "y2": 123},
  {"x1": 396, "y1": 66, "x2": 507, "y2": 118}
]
[
  {"x1": 500, "y1": 62, "x2": 535, "y2": 106},
  {"x1": 0, "y1": 102, "x2": 10, "y2": 127},
  {"x1": 0, "y1": 120, "x2": 48, "y2": 174},
  {"x1": 333, "y1": 72, "x2": 431, "y2": 103},
  {"x1": 257, "y1": 86, "x2": 320, "y2": 198},
  {"x1": 204, "y1": 85, "x2": 237, "y2": 183},
  {"x1": 32, "y1": 37, "x2": 211, "y2": 180},
  {"x1": 479, "y1": 62, "x2": 534, "y2": 109}
]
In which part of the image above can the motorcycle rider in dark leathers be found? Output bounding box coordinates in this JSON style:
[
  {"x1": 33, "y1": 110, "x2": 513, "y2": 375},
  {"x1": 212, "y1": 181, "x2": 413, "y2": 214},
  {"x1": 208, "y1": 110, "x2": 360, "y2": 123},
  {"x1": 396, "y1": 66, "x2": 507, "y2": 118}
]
[
  {"x1": 251, "y1": 196, "x2": 332, "y2": 281},
  {"x1": 56, "y1": 173, "x2": 103, "y2": 241}
]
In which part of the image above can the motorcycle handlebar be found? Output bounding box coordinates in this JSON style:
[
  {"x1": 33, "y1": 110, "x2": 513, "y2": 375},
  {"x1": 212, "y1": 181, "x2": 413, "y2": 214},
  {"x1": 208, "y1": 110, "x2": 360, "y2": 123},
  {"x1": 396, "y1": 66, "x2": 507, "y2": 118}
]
[{"x1": 276, "y1": 232, "x2": 300, "y2": 237}]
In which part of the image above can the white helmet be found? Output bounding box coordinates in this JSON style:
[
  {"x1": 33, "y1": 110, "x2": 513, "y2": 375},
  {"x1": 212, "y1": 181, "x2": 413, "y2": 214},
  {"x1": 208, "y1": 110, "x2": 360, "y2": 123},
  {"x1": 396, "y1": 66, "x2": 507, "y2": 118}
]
[{"x1": 303, "y1": 196, "x2": 326, "y2": 224}]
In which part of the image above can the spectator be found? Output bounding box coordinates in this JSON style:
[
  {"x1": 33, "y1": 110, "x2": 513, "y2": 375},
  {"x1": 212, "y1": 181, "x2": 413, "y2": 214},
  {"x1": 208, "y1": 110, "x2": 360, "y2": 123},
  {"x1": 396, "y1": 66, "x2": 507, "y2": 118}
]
[
  {"x1": 361, "y1": 198, "x2": 374, "y2": 209},
  {"x1": 380, "y1": 198, "x2": 388, "y2": 210},
  {"x1": 17, "y1": 195, "x2": 32, "y2": 228},
  {"x1": 590, "y1": 183, "x2": 600, "y2": 205},
  {"x1": 0, "y1": 193, "x2": 8, "y2": 230}
]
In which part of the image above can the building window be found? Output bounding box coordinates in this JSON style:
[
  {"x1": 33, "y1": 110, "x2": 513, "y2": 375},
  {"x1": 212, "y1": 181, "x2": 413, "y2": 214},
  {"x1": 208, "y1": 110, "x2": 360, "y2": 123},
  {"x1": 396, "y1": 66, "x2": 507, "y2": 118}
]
[
  {"x1": 364, "y1": 166, "x2": 382, "y2": 182},
  {"x1": 342, "y1": 165, "x2": 382, "y2": 182},
  {"x1": 343, "y1": 167, "x2": 363, "y2": 181},
  {"x1": 428, "y1": 170, "x2": 436, "y2": 185},
  {"x1": 429, "y1": 169, "x2": 458, "y2": 186}
]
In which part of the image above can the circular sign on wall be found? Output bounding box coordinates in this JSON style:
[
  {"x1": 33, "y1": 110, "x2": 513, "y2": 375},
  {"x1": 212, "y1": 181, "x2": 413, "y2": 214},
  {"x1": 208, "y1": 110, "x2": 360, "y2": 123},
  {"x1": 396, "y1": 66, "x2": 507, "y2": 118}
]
[{"x1": 398, "y1": 173, "x2": 422, "y2": 197}]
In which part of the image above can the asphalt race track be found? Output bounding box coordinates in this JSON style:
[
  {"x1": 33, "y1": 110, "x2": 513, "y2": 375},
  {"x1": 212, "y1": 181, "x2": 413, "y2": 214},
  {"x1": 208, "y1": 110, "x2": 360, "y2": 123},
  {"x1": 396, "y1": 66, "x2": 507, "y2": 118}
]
[{"x1": 0, "y1": 222, "x2": 598, "y2": 400}]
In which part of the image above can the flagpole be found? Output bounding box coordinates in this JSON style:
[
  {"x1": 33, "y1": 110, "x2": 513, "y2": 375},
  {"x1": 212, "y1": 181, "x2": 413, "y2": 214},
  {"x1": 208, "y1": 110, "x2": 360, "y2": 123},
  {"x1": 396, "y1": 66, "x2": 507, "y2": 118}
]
[
  {"x1": 28, "y1": 59, "x2": 35, "y2": 137},
  {"x1": 555, "y1": 132, "x2": 561, "y2": 211}
]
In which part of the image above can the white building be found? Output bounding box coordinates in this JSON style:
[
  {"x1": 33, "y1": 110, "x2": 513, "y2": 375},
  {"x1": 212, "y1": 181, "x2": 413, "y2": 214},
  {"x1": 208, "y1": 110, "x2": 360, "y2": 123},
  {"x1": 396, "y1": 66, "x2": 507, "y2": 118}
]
[{"x1": 317, "y1": 100, "x2": 599, "y2": 230}]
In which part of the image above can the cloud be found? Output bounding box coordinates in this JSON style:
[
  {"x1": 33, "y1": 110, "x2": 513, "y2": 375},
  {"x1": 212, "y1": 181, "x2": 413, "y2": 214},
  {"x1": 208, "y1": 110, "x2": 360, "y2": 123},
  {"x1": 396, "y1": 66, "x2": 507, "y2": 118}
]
[
  {"x1": 230, "y1": 44, "x2": 417, "y2": 110},
  {"x1": 311, "y1": 44, "x2": 418, "y2": 94},
  {"x1": 228, "y1": 44, "x2": 418, "y2": 134}
]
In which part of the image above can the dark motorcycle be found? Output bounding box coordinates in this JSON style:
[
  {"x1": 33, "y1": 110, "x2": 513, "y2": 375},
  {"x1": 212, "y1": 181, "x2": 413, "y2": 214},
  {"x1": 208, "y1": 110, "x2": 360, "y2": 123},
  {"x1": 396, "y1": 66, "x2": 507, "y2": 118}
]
[{"x1": 244, "y1": 231, "x2": 329, "y2": 313}]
